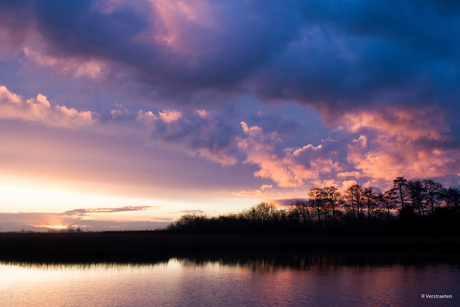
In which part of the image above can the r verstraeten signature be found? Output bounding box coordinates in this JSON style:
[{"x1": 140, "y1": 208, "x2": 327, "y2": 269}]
[{"x1": 421, "y1": 294, "x2": 453, "y2": 299}]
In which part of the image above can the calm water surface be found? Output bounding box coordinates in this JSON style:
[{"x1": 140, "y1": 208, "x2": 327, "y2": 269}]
[{"x1": 1, "y1": 255, "x2": 459, "y2": 306}]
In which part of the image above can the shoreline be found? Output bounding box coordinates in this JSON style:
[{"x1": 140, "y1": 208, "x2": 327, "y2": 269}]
[{"x1": 1, "y1": 232, "x2": 460, "y2": 261}]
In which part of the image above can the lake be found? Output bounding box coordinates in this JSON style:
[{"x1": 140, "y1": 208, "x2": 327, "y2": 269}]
[{"x1": 1, "y1": 253, "x2": 459, "y2": 306}]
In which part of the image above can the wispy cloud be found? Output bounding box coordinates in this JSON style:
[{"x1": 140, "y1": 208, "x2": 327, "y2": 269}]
[
  {"x1": 62, "y1": 205, "x2": 156, "y2": 216},
  {"x1": 178, "y1": 210, "x2": 204, "y2": 214}
]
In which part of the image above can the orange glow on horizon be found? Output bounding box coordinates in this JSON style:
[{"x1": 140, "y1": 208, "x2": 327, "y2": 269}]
[{"x1": 28, "y1": 224, "x2": 68, "y2": 229}]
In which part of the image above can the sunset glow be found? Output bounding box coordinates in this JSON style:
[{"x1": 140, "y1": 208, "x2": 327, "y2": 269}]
[
  {"x1": 0, "y1": 0, "x2": 459, "y2": 231},
  {"x1": 29, "y1": 225, "x2": 68, "y2": 230}
]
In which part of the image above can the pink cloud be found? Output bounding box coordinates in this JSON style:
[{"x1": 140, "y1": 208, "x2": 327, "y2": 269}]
[
  {"x1": 24, "y1": 47, "x2": 106, "y2": 79},
  {"x1": 238, "y1": 121, "x2": 342, "y2": 188},
  {"x1": 343, "y1": 107, "x2": 460, "y2": 182},
  {"x1": 158, "y1": 109, "x2": 182, "y2": 123},
  {"x1": 2, "y1": 84, "x2": 459, "y2": 193},
  {"x1": 238, "y1": 104, "x2": 460, "y2": 191},
  {"x1": 0, "y1": 85, "x2": 239, "y2": 166},
  {"x1": 0, "y1": 85, "x2": 94, "y2": 129},
  {"x1": 342, "y1": 106, "x2": 450, "y2": 141}
]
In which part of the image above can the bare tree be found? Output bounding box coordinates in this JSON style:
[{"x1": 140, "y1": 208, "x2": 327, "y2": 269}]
[
  {"x1": 423, "y1": 179, "x2": 443, "y2": 214},
  {"x1": 323, "y1": 186, "x2": 341, "y2": 227},
  {"x1": 393, "y1": 177, "x2": 408, "y2": 209},
  {"x1": 363, "y1": 187, "x2": 377, "y2": 225},
  {"x1": 441, "y1": 187, "x2": 460, "y2": 211},
  {"x1": 407, "y1": 179, "x2": 426, "y2": 215},
  {"x1": 291, "y1": 200, "x2": 313, "y2": 229},
  {"x1": 377, "y1": 189, "x2": 397, "y2": 222},
  {"x1": 345, "y1": 184, "x2": 363, "y2": 222},
  {"x1": 309, "y1": 188, "x2": 325, "y2": 230}
]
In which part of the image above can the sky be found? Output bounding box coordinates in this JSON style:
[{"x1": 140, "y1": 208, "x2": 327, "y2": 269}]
[{"x1": 0, "y1": 0, "x2": 459, "y2": 231}]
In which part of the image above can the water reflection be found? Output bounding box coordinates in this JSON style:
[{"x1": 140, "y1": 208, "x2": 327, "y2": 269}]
[
  {"x1": 1, "y1": 252, "x2": 459, "y2": 307},
  {"x1": 0, "y1": 257, "x2": 169, "y2": 270},
  {"x1": 0, "y1": 260, "x2": 168, "y2": 271},
  {"x1": 175, "y1": 250, "x2": 460, "y2": 273},
  {"x1": 2, "y1": 250, "x2": 460, "y2": 271}
]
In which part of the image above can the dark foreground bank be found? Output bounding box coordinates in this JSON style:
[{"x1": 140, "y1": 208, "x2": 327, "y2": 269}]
[{"x1": 1, "y1": 232, "x2": 460, "y2": 261}]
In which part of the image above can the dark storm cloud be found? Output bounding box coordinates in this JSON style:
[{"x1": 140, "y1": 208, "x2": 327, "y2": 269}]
[
  {"x1": 34, "y1": 1, "x2": 152, "y2": 62},
  {"x1": 270, "y1": 0, "x2": 460, "y2": 117},
  {"x1": 249, "y1": 113, "x2": 299, "y2": 134},
  {"x1": 1, "y1": 0, "x2": 460, "y2": 190},
  {"x1": 0, "y1": 0, "x2": 33, "y2": 46},
  {"x1": 148, "y1": 111, "x2": 238, "y2": 152},
  {"x1": 1, "y1": 0, "x2": 459, "y2": 116},
  {"x1": 4, "y1": 0, "x2": 300, "y2": 96}
]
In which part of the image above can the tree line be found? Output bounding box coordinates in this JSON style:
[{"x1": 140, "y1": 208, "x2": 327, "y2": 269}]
[{"x1": 167, "y1": 177, "x2": 460, "y2": 236}]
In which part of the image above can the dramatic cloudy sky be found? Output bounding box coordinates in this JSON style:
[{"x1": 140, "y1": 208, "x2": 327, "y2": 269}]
[{"x1": 0, "y1": 0, "x2": 459, "y2": 231}]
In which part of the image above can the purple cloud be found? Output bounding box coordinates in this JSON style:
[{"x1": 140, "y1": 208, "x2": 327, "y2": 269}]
[
  {"x1": 1, "y1": 0, "x2": 457, "y2": 116},
  {"x1": 0, "y1": 0, "x2": 459, "y2": 217}
]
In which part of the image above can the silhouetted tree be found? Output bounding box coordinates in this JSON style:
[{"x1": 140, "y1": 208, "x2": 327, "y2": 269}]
[
  {"x1": 393, "y1": 177, "x2": 408, "y2": 209},
  {"x1": 377, "y1": 189, "x2": 397, "y2": 222},
  {"x1": 290, "y1": 200, "x2": 313, "y2": 230},
  {"x1": 442, "y1": 187, "x2": 460, "y2": 211},
  {"x1": 323, "y1": 186, "x2": 341, "y2": 227},
  {"x1": 251, "y1": 202, "x2": 277, "y2": 222},
  {"x1": 423, "y1": 179, "x2": 443, "y2": 214},
  {"x1": 363, "y1": 187, "x2": 377, "y2": 226},
  {"x1": 168, "y1": 176, "x2": 460, "y2": 236},
  {"x1": 308, "y1": 188, "x2": 325, "y2": 230},
  {"x1": 407, "y1": 179, "x2": 425, "y2": 215},
  {"x1": 345, "y1": 184, "x2": 363, "y2": 223}
]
